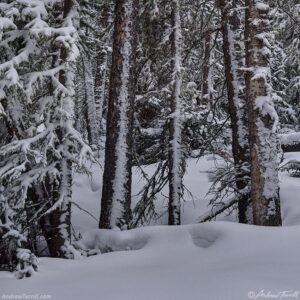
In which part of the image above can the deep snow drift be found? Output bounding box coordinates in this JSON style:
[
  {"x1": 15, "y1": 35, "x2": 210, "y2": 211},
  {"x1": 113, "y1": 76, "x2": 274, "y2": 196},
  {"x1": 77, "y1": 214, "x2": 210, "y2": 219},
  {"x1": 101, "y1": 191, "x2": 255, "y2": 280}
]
[
  {"x1": 1, "y1": 155, "x2": 300, "y2": 300},
  {"x1": 1, "y1": 223, "x2": 300, "y2": 300}
]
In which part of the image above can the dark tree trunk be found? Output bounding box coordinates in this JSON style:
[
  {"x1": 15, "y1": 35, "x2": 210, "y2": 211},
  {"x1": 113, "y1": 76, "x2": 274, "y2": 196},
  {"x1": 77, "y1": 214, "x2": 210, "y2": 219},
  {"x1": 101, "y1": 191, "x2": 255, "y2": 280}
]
[
  {"x1": 218, "y1": 0, "x2": 251, "y2": 224},
  {"x1": 201, "y1": 30, "x2": 212, "y2": 105},
  {"x1": 93, "y1": 5, "x2": 113, "y2": 135},
  {"x1": 0, "y1": 101, "x2": 20, "y2": 269},
  {"x1": 82, "y1": 56, "x2": 99, "y2": 148},
  {"x1": 41, "y1": 164, "x2": 72, "y2": 258},
  {"x1": 99, "y1": 0, "x2": 139, "y2": 229},
  {"x1": 41, "y1": 0, "x2": 74, "y2": 257}
]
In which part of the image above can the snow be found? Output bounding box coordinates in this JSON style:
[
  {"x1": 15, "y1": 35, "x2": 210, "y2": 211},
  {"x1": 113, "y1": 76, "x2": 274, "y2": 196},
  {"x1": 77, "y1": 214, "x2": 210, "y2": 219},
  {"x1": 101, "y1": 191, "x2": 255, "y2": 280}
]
[
  {"x1": 1, "y1": 155, "x2": 300, "y2": 299},
  {"x1": 72, "y1": 156, "x2": 227, "y2": 232},
  {"x1": 0, "y1": 17, "x2": 17, "y2": 31},
  {"x1": 72, "y1": 153, "x2": 300, "y2": 227},
  {"x1": 227, "y1": 22, "x2": 248, "y2": 148},
  {"x1": 255, "y1": 2, "x2": 269, "y2": 12},
  {"x1": 1, "y1": 222, "x2": 300, "y2": 300},
  {"x1": 281, "y1": 132, "x2": 300, "y2": 146},
  {"x1": 255, "y1": 96, "x2": 279, "y2": 131}
]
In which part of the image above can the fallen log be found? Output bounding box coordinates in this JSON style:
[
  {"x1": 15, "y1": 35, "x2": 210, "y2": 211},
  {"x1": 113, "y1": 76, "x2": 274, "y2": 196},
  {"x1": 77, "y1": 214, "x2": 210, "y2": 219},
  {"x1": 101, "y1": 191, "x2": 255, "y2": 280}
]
[{"x1": 280, "y1": 133, "x2": 300, "y2": 152}]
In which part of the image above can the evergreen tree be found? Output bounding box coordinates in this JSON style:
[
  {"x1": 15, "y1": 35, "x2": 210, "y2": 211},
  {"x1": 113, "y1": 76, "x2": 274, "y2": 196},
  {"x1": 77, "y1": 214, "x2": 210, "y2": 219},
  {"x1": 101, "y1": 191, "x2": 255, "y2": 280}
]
[
  {"x1": 99, "y1": 0, "x2": 139, "y2": 229},
  {"x1": 218, "y1": 0, "x2": 251, "y2": 223},
  {"x1": 0, "y1": 0, "x2": 91, "y2": 272},
  {"x1": 245, "y1": 0, "x2": 282, "y2": 226},
  {"x1": 168, "y1": 0, "x2": 184, "y2": 226}
]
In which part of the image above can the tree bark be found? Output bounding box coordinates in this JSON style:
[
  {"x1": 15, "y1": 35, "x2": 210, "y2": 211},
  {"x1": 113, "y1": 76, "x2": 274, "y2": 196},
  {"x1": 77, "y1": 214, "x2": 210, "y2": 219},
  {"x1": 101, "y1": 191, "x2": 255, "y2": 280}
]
[
  {"x1": 218, "y1": 0, "x2": 252, "y2": 223},
  {"x1": 99, "y1": 0, "x2": 139, "y2": 229},
  {"x1": 201, "y1": 30, "x2": 213, "y2": 105},
  {"x1": 168, "y1": 0, "x2": 183, "y2": 226},
  {"x1": 83, "y1": 56, "x2": 100, "y2": 149},
  {"x1": 245, "y1": 0, "x2": 282, "y2": 226},
  {"x1": 42, "y1": 0, "x2": 75, "y2": 257},
  {"x1": 94, "y1": 7, "x2": 113, "y2": 133}
]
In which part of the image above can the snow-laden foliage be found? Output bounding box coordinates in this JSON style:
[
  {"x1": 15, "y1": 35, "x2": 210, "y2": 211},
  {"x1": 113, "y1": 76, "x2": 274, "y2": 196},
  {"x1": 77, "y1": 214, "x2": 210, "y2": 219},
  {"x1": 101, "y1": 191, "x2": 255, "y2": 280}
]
[
  {"x1": 0, "y1": 0, "x2": 299, "y2": 279},
  {"x1": 0, "y1": 0, "x2": 91, "y2": 274},
  {"x1": 74, "y1": 0, "x2": 114, "y2": 150}
]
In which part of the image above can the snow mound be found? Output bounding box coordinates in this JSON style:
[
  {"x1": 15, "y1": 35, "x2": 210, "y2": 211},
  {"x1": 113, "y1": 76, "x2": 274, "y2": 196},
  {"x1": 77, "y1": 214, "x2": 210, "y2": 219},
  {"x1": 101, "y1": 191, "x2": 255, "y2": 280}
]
[
  {"x1": 77, "y1": 228, "x2": 149, "y2": 253},
  {"x1": 1, "y1": 222, "x2": 300, "y2": 300}
]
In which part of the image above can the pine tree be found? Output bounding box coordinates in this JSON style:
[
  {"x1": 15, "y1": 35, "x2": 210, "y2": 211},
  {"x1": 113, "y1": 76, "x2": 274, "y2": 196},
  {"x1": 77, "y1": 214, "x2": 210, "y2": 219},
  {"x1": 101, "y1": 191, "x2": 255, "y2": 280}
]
[
  {"x1": 218, "y1": 0, "x2": 252, "y2": 223},
  {"x1": 284, "y1": 3, "x2": 300, "y2": 121},
  {"x1": 99, "y1": 0, "x2": 139, "y2": 229},
  {"x1": 74, "y1": 0, "x2": 114, "y2": 151},
  {"x1": 0, "y1": 0, "x2": 91, "y2": 267},
  {"x1": 168, "y1": 0, "x2": 184, "y2": 226},
  {"x1": 42, "y1": 0, "x2": 79, "y2": 258},
  {"x1": 244, "y1": 0, "x2": 282, "y2": 226}
]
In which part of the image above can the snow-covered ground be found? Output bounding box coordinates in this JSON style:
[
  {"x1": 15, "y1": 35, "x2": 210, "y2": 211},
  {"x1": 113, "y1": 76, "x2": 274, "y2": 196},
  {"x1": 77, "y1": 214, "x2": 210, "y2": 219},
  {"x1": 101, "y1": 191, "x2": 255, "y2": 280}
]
[
  {"x1": 71, "y1": 155, "x2": 236, "y2": 233},
  {"x1": 1, "y1": 155, "x2": 300, "y2": 300}
]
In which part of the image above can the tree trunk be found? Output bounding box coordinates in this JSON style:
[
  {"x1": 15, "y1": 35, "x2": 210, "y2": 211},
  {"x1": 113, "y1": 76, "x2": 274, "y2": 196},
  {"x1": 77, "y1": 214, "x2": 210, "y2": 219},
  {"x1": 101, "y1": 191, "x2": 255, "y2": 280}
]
[
  {"x1": 94, "y1": 9, "x2": 113, "y2": 133},
  {"x1": 245, "y1": 0, "x2": 282, "y2": 226},
  {"x1": 218, "y1": 0, "x2": 252, "y2": 223},
  {"x1": 42, "y1": 0, "x2": 75, "y2": 257},
  {"x1": 83, "y1": 56, "x2": 100, "y2": 149},
  {"x1": 168, "y1": 0, "x2": 184, "y2": 226},
  {"x1": 99, "y1": 0, "x2": 139, "y2": 229},
  {"x1": 201, "y1": 30, "x2": 213, "y2": 105},
  {"x1": 94, "y1": 48, "x2": 109, "y2": 132}
]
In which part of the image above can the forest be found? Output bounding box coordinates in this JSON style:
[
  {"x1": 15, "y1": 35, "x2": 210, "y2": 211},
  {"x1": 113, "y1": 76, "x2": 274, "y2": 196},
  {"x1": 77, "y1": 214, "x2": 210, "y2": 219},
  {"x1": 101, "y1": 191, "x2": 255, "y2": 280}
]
[{"x1": 0, "y1": 0, "x2": 300, "y2": 299}]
